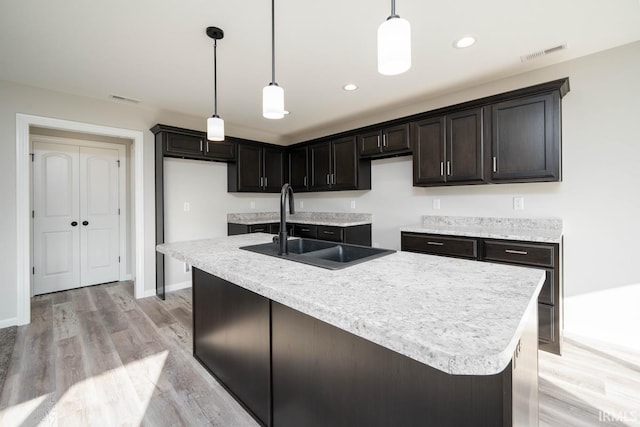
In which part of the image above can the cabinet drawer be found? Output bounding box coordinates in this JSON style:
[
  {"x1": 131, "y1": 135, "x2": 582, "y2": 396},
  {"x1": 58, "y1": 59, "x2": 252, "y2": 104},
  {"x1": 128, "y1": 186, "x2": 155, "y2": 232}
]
[
  {"x1": 401, "y1": 233, "x2": 478, "y2": 259},
  {"x1": 204, "y1": 140, "x2": 235, "y2": 160},
  {"x1": 317, "y1": 225, "x2": 344, "y2": 242},
  {"x1": 292, "y1": 224, "x2": 318, "y2": 239},
  {"x1": 484, "y1": 241, "x2": 555, "y2": 268},
  {"x1": 248, "y1": 223, "x2": 272, "y2": 234},
  {"x1": 538, "y1": 303, "x2": 556, "y2": 343}
]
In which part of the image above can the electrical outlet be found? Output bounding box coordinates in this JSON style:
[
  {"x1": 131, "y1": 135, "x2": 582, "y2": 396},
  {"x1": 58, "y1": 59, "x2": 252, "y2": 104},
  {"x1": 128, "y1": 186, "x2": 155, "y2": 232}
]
[
  {"x1": 513, "y1": 196, "x2": 525, "y2": 210},
  {"x1": 432, "y1": 199, "x2": 441, "y2": 210},
  {"x1": 250, "y1": 201, "x2": 256, "y2": 209},
  {"x1": 350, "y1": 200, "x2": 356, "y2": 209},
  {"x1": 184, "y1": 263, "x2": 191, "y2": 273},
  {"x1": 183, "y1": 202, "x2": 190, "y2": 212}
]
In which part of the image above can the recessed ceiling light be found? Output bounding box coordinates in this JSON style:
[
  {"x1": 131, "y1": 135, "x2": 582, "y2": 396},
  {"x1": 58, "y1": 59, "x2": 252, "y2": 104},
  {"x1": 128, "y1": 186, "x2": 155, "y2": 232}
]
[
  {"x1": 453, "y1": 36, "x2": 476, "y2": 49},
  {"x1": 343, "y1": 83, "x2": 358, "y2": 91}
]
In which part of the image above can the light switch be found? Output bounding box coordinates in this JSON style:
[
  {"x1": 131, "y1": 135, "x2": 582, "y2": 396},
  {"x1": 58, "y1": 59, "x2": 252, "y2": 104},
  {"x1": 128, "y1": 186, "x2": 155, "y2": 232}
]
[
  {"x1": 513, "y1": 196, "x2": 525, "y2": 210},
  {"x1": 183, "y1": 202, "x2": 190, "y2": 212},
  {"x1": 433, "y1": 199, "x2": 441, "y2": 210}
]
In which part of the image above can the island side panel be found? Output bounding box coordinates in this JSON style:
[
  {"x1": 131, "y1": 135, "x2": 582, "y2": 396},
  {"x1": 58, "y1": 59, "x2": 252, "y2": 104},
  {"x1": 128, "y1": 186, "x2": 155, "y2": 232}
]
[
  {"x1": 272, "y1": 301, "x2": 522, "y2": 427},
  {"x1": 192, "y1": 268, "x2": 271, "y2": 426}
]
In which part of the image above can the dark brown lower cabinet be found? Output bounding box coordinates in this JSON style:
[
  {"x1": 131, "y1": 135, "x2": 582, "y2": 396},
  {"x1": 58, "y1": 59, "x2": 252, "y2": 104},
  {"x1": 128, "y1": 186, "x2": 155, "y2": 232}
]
[
  {"x1": 401, "y1": 232, "x2": 562, "y2": 355},
  {"x1": 192, "y1": 268, "x2": 538, "y2": 427},
  {"x1": 192, "y1": 269, "x2": 271, "y2": 426}
]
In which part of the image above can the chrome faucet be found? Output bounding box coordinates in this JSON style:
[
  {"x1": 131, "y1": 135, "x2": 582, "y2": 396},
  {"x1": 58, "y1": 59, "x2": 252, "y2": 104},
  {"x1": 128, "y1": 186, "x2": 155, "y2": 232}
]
[{"x1": 278, "y1": 183, "x2": 295, "y2": 255}]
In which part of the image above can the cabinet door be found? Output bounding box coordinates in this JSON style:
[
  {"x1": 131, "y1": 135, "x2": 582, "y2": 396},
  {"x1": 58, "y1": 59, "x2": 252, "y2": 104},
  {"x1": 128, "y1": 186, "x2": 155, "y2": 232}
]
[
  {"x1": 383, "y1": 123, "x2": 411, "y2": 153},
  {"x1": 331, "y1": 136, "x2": 358, "y2": 190},
  {"x1": 412, "y1": 117, "x2": 445, "y2": 185},
  {"x1": 309, "y1": 142, "x2": 332, "y2": 191},
  {"x1": 292, "y1": 224, "x2": 318, "y2": 239},
  {"x1": 204, "y1": 140, "x2": 235, "y2": 161},
  {"x1": 193, "y1": 269, "x2": 271, "y2": 426},
  {"x1": 288, "y1": 146, "x2": 308, "y2": 191},
  {"x1": 164, "y1": 132, "x2": 204, "y2": 158},
  {"x1": 263, "y1": 147, "x2": 285, "y2": 192},
  {"x1": 491, "y1": 93, "x2": 559, "y2": 181},
  {"x1": 359, "y1": 130, "x2": 382, "y2": 156},
  {"x1": 447, "y1": 108, "x2": 484, "y2": 183},
  {"x1": 236, "y1": 143, "x2": 264, "y2": 192}
]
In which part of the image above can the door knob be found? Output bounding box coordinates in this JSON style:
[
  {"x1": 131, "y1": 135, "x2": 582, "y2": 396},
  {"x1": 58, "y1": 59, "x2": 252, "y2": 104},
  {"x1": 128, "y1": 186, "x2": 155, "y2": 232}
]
[
  {"x1": 71, "y1": 221, "x2": 78, "y2": 227},
  {"x1": 82, "y1": 221, "x2": 89, "y2": 226}
]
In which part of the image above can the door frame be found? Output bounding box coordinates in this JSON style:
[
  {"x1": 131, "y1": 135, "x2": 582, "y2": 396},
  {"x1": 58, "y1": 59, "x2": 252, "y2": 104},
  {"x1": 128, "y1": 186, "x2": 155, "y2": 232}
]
[
  {"x1": 16, "y1": 113, "x2": 146, "y2": 325},
  {"x1": 31, "y1": 135, "x2": 130, "y2": 287}
]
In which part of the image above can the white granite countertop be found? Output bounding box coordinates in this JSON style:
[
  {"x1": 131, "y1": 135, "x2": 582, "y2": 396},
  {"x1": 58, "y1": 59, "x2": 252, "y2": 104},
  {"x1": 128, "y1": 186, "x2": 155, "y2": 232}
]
[
  {"x1": 400, "y1": 215, "x2": 563, "y2": 243},
  {"x1": 227, "y1": 212, "x2": 372, "y2": 227},
  {"x1": 157, "y1": 234, "x2": 544, "y2": 376}
]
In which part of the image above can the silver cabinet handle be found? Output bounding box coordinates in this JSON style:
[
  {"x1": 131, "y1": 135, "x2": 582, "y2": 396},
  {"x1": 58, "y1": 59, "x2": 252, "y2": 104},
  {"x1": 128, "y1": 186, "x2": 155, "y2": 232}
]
[
  {"x1": 200, "y1": 140, "x2": 203, "y2": 152},
  {"x1": 260, "y1": 177, "x2": 264, "y2": 187},
  {"x1": 505, "y1": 249, "x2": 528, "y2": 255},
  {"x1": 383, "y1": 134, "x2": 387, "y2": 147},
  {"x1": 427, "y1": 241, "x2": 444, "y2": 246},
  {"x1": 300, "y1": 228, "x2": 310, "y2": 232},
  {"x1": 326, "y1": 174, "x2": 330, "y2": 185},
  {"x1": 440, "y1": 162, "x2": 444, "y2": 176},
  {"x1": 492, "y1": 156, "x2": 497, "y2": 173},
  {"x1": 253, "y1": 228, "x2": 265, "y2": 232},
  {"x1": 206, "y1": 141, "x2": 209, "y2": 153},
  {"x1": 331, "y1": 174, "x2": 335, "y2": 185},
  {"x1": 323, "y1": 231, "x2": 334, "y2": 235},
  {"x1": 264, "y1": 177, "x2": 268, "y2": 187},
  {"x1": 303, "y1": 176, "x2": 307, "y2": 186},
  {"x1": 446, "y1": 161, "x2": 451, "y2": 176},
  {"x1": 377, "y1": 135, "x2": 381, "y2": 148}
]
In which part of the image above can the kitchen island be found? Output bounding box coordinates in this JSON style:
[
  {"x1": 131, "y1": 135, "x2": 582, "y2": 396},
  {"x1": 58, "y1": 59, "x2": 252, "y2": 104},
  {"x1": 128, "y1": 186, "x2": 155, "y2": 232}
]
[{"x1": 157, "y1": 233, "x2": 545, "y2": 426}]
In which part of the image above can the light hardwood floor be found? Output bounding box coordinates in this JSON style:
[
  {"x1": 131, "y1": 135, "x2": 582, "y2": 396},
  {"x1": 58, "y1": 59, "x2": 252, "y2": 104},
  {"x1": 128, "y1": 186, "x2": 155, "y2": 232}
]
[{"x1": 1, "y1": 281, "x2": 638, "y2": 426}]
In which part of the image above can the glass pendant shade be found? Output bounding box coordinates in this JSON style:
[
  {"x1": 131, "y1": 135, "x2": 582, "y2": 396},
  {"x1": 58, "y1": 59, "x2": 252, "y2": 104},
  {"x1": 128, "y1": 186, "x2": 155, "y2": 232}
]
[
  {"x1": 377, "y1": 16, "x2": 411, "y2": 75},
  {"x1": 263, "y1": 83, "x2": 285, "y2": 119},
  {"x1": 207, "y1": 116, "x2": 225, "y2": 141}
]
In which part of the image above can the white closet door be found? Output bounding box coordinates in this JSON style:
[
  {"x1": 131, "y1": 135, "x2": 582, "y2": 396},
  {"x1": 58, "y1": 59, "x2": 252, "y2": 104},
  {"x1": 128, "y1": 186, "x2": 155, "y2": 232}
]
[
  {"x1": 80, "y1": 146, "x2": 120, "y2": 286},
  {"x1": 33, "y1": 142, "x2": 81, "y2": 295}
]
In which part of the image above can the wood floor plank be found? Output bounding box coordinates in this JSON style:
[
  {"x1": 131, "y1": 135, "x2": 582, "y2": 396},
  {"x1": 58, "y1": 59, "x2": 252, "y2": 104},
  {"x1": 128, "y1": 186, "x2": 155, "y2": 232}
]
[{"x1": 53, "y1": 301, "x2": 80, "y2": 341}]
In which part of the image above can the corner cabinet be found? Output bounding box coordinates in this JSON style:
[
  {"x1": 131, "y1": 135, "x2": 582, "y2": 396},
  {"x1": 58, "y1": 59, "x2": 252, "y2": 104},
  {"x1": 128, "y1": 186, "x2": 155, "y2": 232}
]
[
  {"x1": 228, "y1": 142, "x2": 285, "y2": 193},
  {"x1": 309, "y1": 137, "x2": 371, "y2": 191},
  {"x1": 401, "y1": 232, "x2": 563, "y2": 355}
]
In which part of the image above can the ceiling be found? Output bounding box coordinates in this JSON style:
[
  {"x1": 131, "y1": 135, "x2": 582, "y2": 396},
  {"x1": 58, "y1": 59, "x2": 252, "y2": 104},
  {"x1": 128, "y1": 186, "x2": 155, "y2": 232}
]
[{"x1": 1, "y1": 0, "x2": 639, "y2": 143}]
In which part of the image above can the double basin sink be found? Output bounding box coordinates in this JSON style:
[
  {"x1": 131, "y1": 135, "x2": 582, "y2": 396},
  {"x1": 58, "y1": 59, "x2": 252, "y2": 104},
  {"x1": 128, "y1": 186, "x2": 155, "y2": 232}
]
[{"x1": 240, "y1": 238, "x2": 395, "y2": 270}]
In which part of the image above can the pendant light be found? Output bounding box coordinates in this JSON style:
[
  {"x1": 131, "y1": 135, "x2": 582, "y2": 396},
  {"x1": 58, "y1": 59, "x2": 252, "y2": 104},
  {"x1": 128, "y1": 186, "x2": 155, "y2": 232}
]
[
  {"x1": 207, "y1": 26, "x2": 225, "y2": 141},
  {"x1": 263, "y1": 0, "x2": 285, "y2": 119},
  {"x1": 377, "y1": 0, "x2": 411, "y2": 76}
]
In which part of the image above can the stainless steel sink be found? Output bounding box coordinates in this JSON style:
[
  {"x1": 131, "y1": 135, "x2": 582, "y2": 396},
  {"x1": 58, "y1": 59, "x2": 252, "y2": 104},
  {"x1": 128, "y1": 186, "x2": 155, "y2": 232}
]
[{"x1": 240, "y1": 238, "x2": 395, "y2": 270}]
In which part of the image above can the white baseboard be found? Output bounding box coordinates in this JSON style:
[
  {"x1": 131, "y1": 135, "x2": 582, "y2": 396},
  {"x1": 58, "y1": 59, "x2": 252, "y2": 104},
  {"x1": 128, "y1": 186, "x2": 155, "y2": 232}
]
[
  {"x1": 142, "y1": 281, "x2": 192, "y2": 298},
  {"x1": 0, "y1": 317, "x2": 18, "y2": 329},
  {"x1": 121, "y1": 274, "x2": 133, "y2": 281}
]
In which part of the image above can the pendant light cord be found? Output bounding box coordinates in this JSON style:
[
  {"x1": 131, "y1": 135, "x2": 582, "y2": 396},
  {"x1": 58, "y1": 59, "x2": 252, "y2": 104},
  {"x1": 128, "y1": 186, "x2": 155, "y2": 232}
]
[
  {"x1": 271, "y1": 0, "x2": 276, "y2": 84},
  {"x1": 389, "y1": 0, "x2": 399, "y2": 18},
  {"x1": 213, "y1": 38, "x2": 218, "y2": 117}
]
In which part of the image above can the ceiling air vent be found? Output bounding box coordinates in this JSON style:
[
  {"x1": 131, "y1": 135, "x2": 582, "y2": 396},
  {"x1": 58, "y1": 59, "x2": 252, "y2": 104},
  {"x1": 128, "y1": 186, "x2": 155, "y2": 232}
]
[
  {"x1": 110, "y1": 94, "x2": 141, "y2": 104},
  {"x1": 520, "y1": 43, "x2": 567, "y2": 63}
]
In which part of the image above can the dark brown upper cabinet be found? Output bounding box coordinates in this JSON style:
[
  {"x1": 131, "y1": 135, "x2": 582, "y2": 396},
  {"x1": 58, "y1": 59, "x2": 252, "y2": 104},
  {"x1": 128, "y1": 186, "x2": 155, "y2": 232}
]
[
  {"x1": 359, "y1": 123, "x2": 411, "y2": 158},
  {"x1": 309, "y1": 136, "x2": 370, "y2": 191},
  {"x1": 413, "y1": 108, "x2": 485, "y2": 186},
  {"x1": 152, "y1": 124, "x2": 235, "y2": 162},
  {"x1": 490, "y1": 92, "x2": 560, "y2": 182},
  {"x1": 287, "y1": 146, "x2": 309, "y2": 192},
  {"x1": 228, "y1": 142, "x2": 284, "y2": 193}
]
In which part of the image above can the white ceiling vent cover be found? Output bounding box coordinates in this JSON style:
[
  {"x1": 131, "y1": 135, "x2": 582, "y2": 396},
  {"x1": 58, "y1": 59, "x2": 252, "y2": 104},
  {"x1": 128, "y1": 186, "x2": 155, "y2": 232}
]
[
  {"x1": 110, "y1": 94, "x2": 141, "y2": 104},
  {"x1": 520, "y1": 43, "x2": 567, "y2": 62}
]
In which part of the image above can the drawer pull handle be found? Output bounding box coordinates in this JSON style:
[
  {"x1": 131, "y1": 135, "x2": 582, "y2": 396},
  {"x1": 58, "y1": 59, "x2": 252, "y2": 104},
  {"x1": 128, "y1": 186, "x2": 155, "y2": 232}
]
[
  {"x1": 301, "y1": 228, "x2": 310, "y2": 232},
  {"x1": 323, "y1": 231, "x2": 334, "y2": 235},
  {"x1": 253, "y1": 228, "x2": 265, "y2": 232},
  {"x1": 505, "y1": 249, "x2": 528, "y2": 255},
  {"x1": 427, "y1": 241, "x2": 444, "y2": 246}
]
